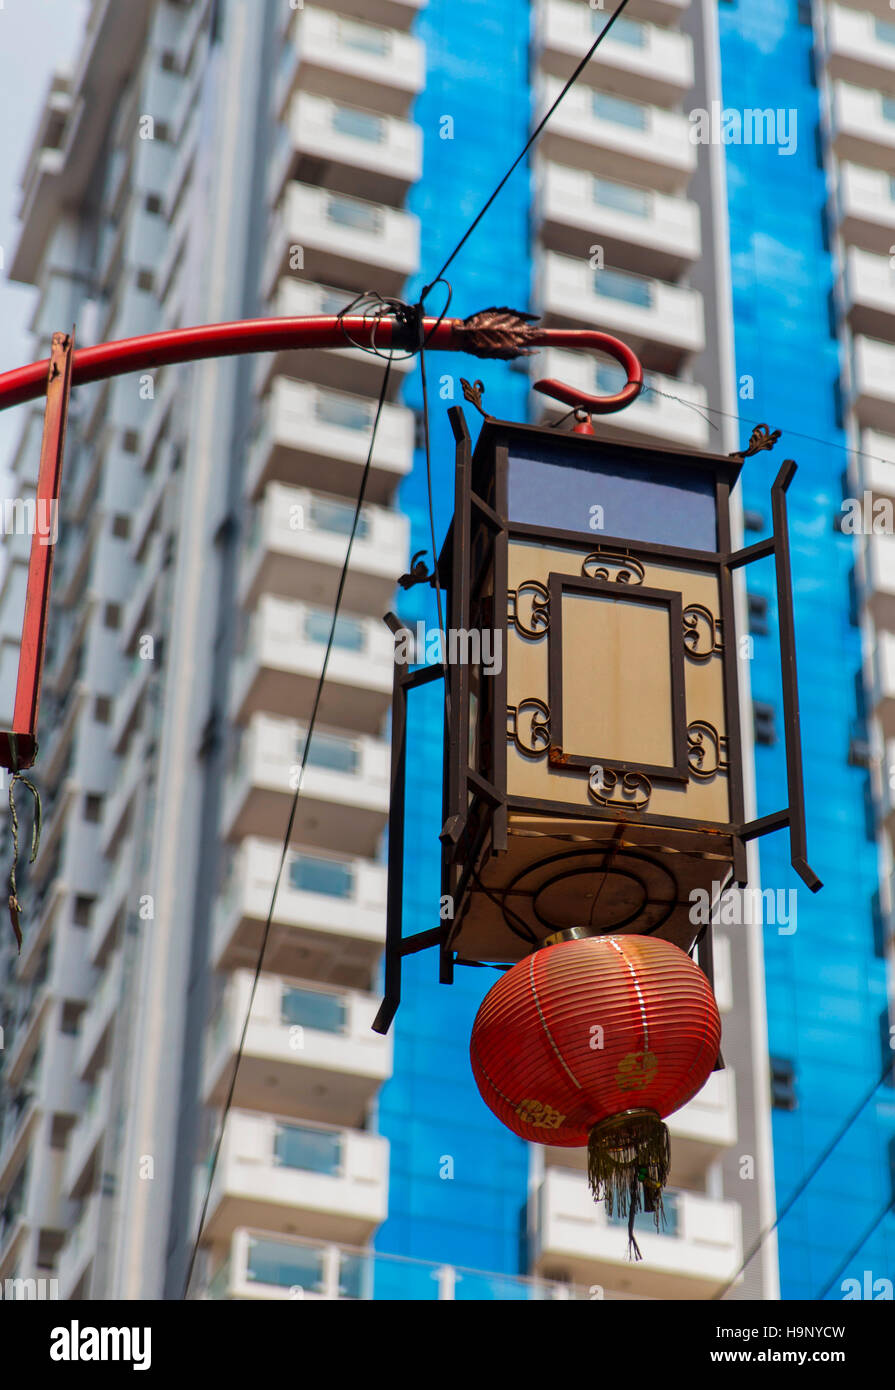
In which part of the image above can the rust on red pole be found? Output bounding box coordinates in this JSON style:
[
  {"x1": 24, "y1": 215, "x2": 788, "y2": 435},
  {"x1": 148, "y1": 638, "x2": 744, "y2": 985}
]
[{"x1": 0, "y1": 331, "x2": 73, "y2": 772}]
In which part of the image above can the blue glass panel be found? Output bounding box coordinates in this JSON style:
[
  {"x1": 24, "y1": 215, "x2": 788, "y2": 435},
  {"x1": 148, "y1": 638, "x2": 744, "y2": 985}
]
[
  {"x1": 247, "y1": 1237, "x2": 324, "y2": 1292},
  {"x1": 281, "y1": 986, "x2": 346, "y2": 1034},
  {"x1": 593, "y1": 268, "x2": 652, "y2": 307},
  {"x1": 274, "y1": 1123, "x2": 341, "y2": 1175},
  {"x1": 289, "y1": 854, "x2": 354, "y2": 897},
  {"x1": 507, "y1": 441, "x2": 718, "y2": 549},
  {"x1": 591, "y1": 91, "x2": 647, "y2": 130}
]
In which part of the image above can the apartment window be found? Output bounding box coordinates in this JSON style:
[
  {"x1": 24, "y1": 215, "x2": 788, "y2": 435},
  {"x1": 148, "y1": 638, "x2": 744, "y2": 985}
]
[
  {"x1": 881, "y1": 1009, "x2": 895, "y2": 1087},
  {"x1": 274, "y1": 1122, "x2": 341, "y2": 1176},
  {"x1": 298, "y1": 729, "x2": 360, "y2": 776},
  {"x1": 104, "y1": 603, "x2": 122, "y2": 630},
  {"x1": 94, "y1": 696, "x2": 112, "y2": 724},
  {"x1": 281, "y1": 985, "x2": 346, "y2": 1035},
  {"x1": 336, "y1": 17, "x2": 391, "y2": 58},
  {"x1": 246, "y1": 1236, "x2": 326, "y2": 1294},
  {"x1": 304, "y1": 608, "x2": 365, "y2": 651},
  {"x1": 747, "y1": 592, "x2": 769, "y2": 637},
  {"x1": 890, "y1": 176, "x2": 895, "y2": 205},
  {"x1": 770, "y1": 1056, "x2": 797, "y2": 1110},
  {"x1": 744, "y1": 509, "x2": 764, "y2": 533},
  {"x1": 593, "y1": 267, "x2": 652, "y2": 308},
  {"x1": 314, "y1": 392, "x2": 373, "y2": 432},
  {"x1": 883, "y1": 97, "x2": 895, "y2": 124},
  {"x1": 122, "y1": 430, "x2": 140, "y2": 453},
  {"x1": 331, "y1": 105, "x2": 386, "y2": 144},
  {"x1": 112, "y1": 514, "x2": 130, "y2": 539},
  {"x1": 592, "y1": 176, "x2": 650, "y2": 218},
  {"x1": 83, "y1": 794, "x2": 103, "y2": 823},
  {"x1": 289, "y1": 853, "x2": 354, "y2": 898},
  {"x1": 753, "y1": 700, "x2": 777, "y2": 746},
  {"x1": 864, "y1": 778, "x2": 877, "y2": 841},
  {"x1": 309, "y1": 494, "x2": 370, "y2": 541},
  {"x1": 591, "y1": 90, "x2": 648, "y2": 131},
  {"x1": 325, "y1": 194, "x2": 384, "y2": 235},
  {"x1": 145, "y1": 193, "x2": 163, "y2": 215},
  {"x1": 596, "y1": 14, "x2": 645, "y2": 46},
  {"x1": 875, "y1": 18, "x2": 895, "y2": 46},
  {"x1": 317, "y1": 288, "x2": 351, "y2": 315}
]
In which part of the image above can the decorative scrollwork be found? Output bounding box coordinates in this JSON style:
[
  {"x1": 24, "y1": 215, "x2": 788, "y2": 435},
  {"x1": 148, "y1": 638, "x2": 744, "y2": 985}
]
[
  {"x1": 687, "y1": 720, "x2": 729, "y2": 781},
  {"x1": 507, "y1": 581, "x2": 550, "y2": 639},
  {"x1": 587, "y1": 766, "x2": 652, "y2": 812},
  {"x1": 683, "y1": 603, "x2": 723, "y2": 662},
  {"x1": 729, "y1": 422, "x2": 781, "y2": 461},
  {"x1": 507, "y1": 699, "x2": 551, "y2": 758},
  {"x1": 582, "y1": 551, "x2": 645, "y2": 586}
]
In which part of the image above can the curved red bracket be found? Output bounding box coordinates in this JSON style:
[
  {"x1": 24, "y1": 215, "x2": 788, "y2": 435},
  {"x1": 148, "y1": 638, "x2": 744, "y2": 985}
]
[{"x1": 529, "y1": 329, "x2": 643, "y2": 415}]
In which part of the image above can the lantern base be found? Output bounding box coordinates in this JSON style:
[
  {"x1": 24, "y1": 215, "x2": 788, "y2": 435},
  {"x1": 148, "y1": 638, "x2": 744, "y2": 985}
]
[{"x1": 587, "y1": 1108, "x2": 671, "y2": 1262}]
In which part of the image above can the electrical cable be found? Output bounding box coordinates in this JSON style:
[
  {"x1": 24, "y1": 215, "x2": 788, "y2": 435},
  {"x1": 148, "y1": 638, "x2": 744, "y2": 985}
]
[
  {"x1": 814, "y1": 1194, "x2": 895, "y2": 1301},
  {"x1": 713, "y1": 1059, "x2": 894, "y2": 1299},
  {"x1": 419, "y1": 0, "x2": 633, "y2": 301}
]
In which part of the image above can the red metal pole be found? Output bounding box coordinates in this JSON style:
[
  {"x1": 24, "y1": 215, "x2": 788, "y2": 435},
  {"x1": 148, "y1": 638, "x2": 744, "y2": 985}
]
[
  {"x1": 0, "y1": 332, "x2": 73, "y2": 772},
  {"x1": 0, "y1": 315, "x2": 643, "y2": 414}
]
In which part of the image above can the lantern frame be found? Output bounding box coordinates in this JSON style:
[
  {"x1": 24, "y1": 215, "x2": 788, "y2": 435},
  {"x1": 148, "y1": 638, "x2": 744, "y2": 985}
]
[{"x1": 372, "y1": 405, "x2": 821, "y2": 1034}]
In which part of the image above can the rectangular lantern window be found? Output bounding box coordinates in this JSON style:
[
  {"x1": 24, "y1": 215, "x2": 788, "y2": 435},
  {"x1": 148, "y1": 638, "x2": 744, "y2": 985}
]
[
  {"x1": 548, "y1": 574, "x2": 687, "y2": 779},
  {"x1": 507, "y1": 442, "x2": 718, "y2": 550}
]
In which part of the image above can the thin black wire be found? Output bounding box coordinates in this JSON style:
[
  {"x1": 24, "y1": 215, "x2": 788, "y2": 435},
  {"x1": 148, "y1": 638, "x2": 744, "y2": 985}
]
[
  {"x1": 815, "y1": 1196, "x2": 895, "y2": 1301},
  {"x1": 420, "y1": 0, "x2": 633, "y2": 301},
  {"x1": 713, "y1": 1060, "x2": 893, "y2": 1299},
  {"x1": 182, "y1": 356, "x2": 393, "y2": 1299}
]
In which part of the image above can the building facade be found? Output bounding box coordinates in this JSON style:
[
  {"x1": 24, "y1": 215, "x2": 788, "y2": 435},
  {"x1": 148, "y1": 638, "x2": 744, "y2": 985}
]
[{"x1": 1, "y1": 0, "x2": 884, "y2": 1304}]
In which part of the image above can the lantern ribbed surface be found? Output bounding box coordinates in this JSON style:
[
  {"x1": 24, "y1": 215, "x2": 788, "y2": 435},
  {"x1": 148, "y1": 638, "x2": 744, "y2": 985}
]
[{"x1": 470, "y1": 934, "x2": 721, "y2": 1147}]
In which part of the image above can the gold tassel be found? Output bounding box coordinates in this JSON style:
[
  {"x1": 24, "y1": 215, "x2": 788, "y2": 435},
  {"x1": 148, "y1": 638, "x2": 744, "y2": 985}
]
[{"x1": 587, "y1": 1109, "x2": 671, "y2": 1261}]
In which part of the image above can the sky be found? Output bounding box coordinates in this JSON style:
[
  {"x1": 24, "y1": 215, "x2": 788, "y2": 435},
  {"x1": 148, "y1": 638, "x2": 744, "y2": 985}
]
[{"x1": 0, "y1": 0, "x2": 88, "y2": 465}]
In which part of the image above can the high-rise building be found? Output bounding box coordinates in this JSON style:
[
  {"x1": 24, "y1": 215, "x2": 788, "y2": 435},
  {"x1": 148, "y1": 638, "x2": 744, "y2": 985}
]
[
  {"x1": 0, "y1": 0, "x2": 886, "y2": 1304},
  {"x1": 716, "y1": 0, "x2": 895, "y2": 1299}
]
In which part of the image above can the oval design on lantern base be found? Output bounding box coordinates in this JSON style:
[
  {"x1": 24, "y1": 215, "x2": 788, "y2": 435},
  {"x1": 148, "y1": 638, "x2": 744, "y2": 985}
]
[{"x1": 469, "y1": 934, "x2": 721, "y2": 1258}]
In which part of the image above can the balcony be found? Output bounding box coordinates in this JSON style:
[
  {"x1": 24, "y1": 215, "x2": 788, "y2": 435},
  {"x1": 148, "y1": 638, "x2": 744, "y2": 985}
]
[
  {"x1": 531, "y1": 1168, "x2": 741, "y2": 1299},
  {"x1": 63, "y1": 1069, "x2": 112, "y2": 1200},
  {"x1": 199, "y1": 1110, "x2": 388, "y2": 1246},
  {"x1": 828, "y1": 80, "x2": 895, "y2": 167},
  {"x1": 290, "y1": 0, "x2": 426, "y2": 32},
  {"x1": 534, "y1": 76, "x2": 695, "y2": 194},
  {"x1": 213, "y1": 836, "x2": 387, "y2": 986},
  {"x1": 824, "y1": 6, "x2": 895, "y2": 87},
  {"x1": 230, "y1": 595, "x2": 394, "y2": 733},
  {"x1": 74, "y1": 952, "x2": 123, "y2": 1081},
  {"x1": 536, "y1": 251, "x2": 704, "y2": 372},
  {"x1": 269, "y1": 93, "x2": 421, "y2": 207},
  {"x1": 861, "y1": 432, "x2": 895, "y2": 511},
  {"x1": 534, "y1": 2, "x2": 694, "y2": 104},
  {"x1": 867, "y1": 629, "x2": 895, "y2": 735},
  {"x1": 222, "y1": 712, "x2": 389, "y2": 856},
  {"x1": 202, "y1": 1227, "x2": 589, "y2": 1300},
  {"x1": 202, "y1": 971, "x2": 391, "y2": 1127},
  {"x1": 57, "y1": 1190, "x2": 102, "y2": 1299},
  {"x1": 850, "y1": 335, "x2": 895, "y2": 432},
  {"x1": 835, "y1": 163, "x2": 895, "y2": 254},
  {"x1": 257, "y1": 279, "x2": 414, "y2": 397},
  {"x1": 840, "y1": 247, "x2": 895, "y2": 338},
  {"x1": 531, "y1": 349, "x2": 710, "y2": 450},
  {"x1": 245, "y1": 377, "x2": 413, "y2": 505},
  {"x1": 278, "y1": 8, "x2": 424, "y2": 118},
  {"x1": 535, "y1": 160, "x2": 700, "y2": 278},
  {"x1": 239, "y1": 481, "x2": 408, "y2": 618},
  {"x1": 264, "y1": 182, "x2": 420, "y2": 299}
]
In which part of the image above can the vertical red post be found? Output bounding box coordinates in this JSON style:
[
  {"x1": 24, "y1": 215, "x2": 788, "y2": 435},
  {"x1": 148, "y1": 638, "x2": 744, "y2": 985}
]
[{"x1": 0, "y1": 330, "x2": 74, "y2": 772}]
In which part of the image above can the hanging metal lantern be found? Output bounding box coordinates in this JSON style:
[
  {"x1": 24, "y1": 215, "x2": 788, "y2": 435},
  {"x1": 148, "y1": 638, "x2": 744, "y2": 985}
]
[{"x1": 469, "y1": 932, "x2": 720, "y2": 1258}]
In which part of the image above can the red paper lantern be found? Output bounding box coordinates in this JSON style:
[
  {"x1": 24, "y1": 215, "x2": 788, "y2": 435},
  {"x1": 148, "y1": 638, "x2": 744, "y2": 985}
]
[{"x1": 469, "y1": 933, "x2": 721, "y2": 1256}]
